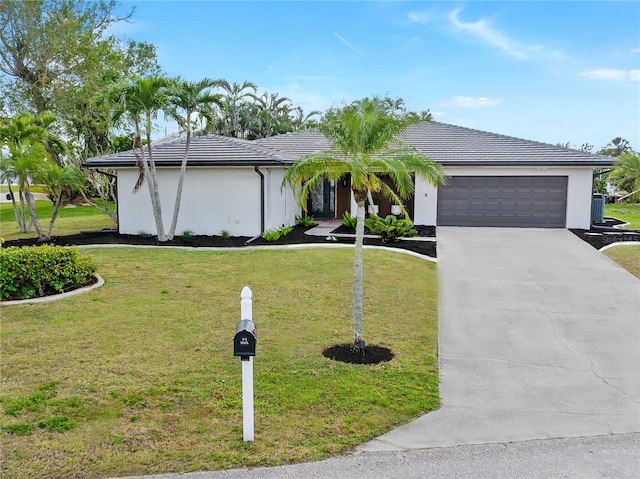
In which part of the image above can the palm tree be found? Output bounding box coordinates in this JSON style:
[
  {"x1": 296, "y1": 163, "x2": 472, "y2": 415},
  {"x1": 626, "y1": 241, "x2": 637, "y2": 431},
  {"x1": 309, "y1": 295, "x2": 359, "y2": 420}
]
[
  {"x1": 609, "y1": 151, "x2": 640, "y2": 202},
  {"x1": 251, "y1": 91, "x2": 294, "y2": 138},
  {"x1": 166, "y1": 77, "x2": 221, "y2": 239},
  {"x1": 215, "y1": 80, "x2": 257, "y2": 137},
  {"x1": 0, "y1": 112, "x2": 65, "y2": 238},
  {"x1": 282, "y1": 97, "x2": 446, "y2": 349},
  {"x1": 291, "y1": 106, "x2": 321, "y2": 130},
  {"x1": 112, "y1": 75, "x2": 171, "y2": 241},
  {"x1": 41, "y1": 163, "x2": 85, "y2": 238}
]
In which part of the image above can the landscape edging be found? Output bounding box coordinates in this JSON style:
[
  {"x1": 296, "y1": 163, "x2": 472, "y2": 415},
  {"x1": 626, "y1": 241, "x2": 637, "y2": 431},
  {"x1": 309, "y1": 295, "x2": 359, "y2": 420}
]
[{"x1": 1, "y1": 274, "x2": 105, "y2": 306}]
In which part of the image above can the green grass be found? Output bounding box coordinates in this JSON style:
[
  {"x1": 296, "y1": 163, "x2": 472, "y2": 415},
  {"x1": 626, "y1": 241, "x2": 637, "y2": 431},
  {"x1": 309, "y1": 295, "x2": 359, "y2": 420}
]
[
  {"x1": 604, "y1": 203, "x2": 640, "y2": 229},
  {"x1": 0, "y1": 200, "x2": 115, "y2": 241},
  {"x1": 0, "y1": 247, "x2": 439, "y2": 478},
  {"x1": 604, "y1": 244, "x2": 640, "y2": 279}
]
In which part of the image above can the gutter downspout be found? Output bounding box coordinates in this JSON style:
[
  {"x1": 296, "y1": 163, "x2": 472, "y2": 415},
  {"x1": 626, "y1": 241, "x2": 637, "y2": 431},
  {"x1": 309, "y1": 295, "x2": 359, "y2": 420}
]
[{"x1": 245, "y1": 166, "x2": 265, "y2": 245}]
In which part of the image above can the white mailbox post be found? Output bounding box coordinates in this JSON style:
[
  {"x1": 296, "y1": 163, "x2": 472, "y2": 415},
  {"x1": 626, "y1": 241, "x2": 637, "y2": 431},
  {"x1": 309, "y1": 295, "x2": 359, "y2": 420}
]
[{"x1": 235, "y1": 286, "x2": 255, "y2": 442}]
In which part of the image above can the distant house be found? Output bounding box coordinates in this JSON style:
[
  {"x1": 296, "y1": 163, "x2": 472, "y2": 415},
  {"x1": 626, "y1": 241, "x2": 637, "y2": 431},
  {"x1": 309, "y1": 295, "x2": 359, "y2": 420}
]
[{"x1": 84, "y1": 122, "x2": 614, "y2": 236}]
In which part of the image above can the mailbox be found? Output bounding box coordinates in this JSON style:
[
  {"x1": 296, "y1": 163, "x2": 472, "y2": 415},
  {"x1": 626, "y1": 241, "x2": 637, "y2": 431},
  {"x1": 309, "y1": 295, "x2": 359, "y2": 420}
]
[{"x1": 234, "y1": 319, "x2": 257, "y2": 358}]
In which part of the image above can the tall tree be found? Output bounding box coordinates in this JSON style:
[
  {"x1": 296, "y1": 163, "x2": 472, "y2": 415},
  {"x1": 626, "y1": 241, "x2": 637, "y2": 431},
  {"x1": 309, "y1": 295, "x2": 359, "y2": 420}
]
[
  {"x1": 282, "y1": 97, "x2": 446, "y2": 349},
  {"x1": 166, "y1": 77, "x2": 221, "y2": 239},
  {"x1": 0, "y1": 0, "x2": 159, "y2": 162},
  {"x1": 112, "y1": 75, "x2": 171, "y2": 241}
]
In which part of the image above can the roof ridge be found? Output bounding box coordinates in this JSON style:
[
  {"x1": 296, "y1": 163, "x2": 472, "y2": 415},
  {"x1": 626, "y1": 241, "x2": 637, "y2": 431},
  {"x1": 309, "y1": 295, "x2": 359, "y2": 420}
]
[
  {"x1": 158, "y1": 133, "x2": 290, "y2": 163},
  {"x1": 220, "y1": 135, "x2": 291, "y2": 161}
]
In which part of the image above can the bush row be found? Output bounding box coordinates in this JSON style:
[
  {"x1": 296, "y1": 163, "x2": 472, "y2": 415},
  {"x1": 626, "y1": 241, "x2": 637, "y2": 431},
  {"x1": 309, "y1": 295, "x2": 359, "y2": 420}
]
[{"x1": 0, "y1": 245, "x2": 97, "y2": 301}]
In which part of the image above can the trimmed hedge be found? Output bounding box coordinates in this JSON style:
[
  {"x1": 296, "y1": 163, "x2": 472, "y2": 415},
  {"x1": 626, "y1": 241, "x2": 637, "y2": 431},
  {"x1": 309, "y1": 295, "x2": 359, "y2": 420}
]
[{"x1": 0, "y1": 245, "x2": 97, "y2": 301}]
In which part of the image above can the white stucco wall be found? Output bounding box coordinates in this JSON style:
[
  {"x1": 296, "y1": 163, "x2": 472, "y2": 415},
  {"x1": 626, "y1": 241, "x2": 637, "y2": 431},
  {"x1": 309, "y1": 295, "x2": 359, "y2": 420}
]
[
  {"x1": 414, "y1": 167, "x2": 594, "y2": 229},
  {"x1": 262, "y1": 168, "x2": 300, "y2": 231},
  {"x1": 117, "y1": 167, "x2": 299, "y2": 237}
]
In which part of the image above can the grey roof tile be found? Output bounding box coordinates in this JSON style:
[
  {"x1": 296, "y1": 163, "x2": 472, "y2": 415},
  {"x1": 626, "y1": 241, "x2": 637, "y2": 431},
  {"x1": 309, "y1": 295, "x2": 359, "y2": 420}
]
[
  {"x1": 400, "y1": 122, "x2": 614, "y2": 166},
  {"x1": 84, "y1": 133, "x2": 293, "y2": 168},
  {"x1": 84, "y1": 122, "x2": 615, "y2": 168}
]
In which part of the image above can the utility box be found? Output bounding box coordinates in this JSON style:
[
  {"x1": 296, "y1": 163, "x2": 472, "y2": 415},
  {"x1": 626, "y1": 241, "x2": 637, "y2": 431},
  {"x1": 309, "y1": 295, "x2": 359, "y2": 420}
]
[
  {"x1": 234, "y1": 320, "x2": 257, "y2": 358},
  {"x1": 591, "y1": 194, "x2": 605, "y2": 223}
]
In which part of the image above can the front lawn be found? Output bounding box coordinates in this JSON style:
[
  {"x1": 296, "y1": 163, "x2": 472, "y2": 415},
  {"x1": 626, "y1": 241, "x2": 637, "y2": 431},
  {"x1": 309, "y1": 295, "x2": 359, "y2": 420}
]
[
  {"x1": 0, "y1": 201, "x2": 115, "y2": 241},
  {"x1": 0, "y1": 247, "x2": 439, "y2": 478},
  {"x1": 604, "y1": 244, "x2": 640, "y2": 279},
  {"x1": 604, "y1": 202, "x2": 640, "y2": 229}
]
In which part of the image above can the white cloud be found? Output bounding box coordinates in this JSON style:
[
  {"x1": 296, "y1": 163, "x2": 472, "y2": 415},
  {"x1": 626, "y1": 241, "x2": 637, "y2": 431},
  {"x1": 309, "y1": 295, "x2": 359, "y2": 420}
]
[
  {"x1": 407, "y1": 11, "x2": 433, "y2": 24},
  {"x1": 579, "y1": 69, "x2": 640, "y2": 81},
  {"x1": 448, "y1": 7, "x2": 564, "y2": 61},
  {"x1": 262, "y1": 82, "x2": 350, "y2": 114},
  {"x1": 439, "y1": 96, "x2": 503, "y2": 108},
  {"x1": 333, "y1": 32, "x2": 361, "y2": 54}
]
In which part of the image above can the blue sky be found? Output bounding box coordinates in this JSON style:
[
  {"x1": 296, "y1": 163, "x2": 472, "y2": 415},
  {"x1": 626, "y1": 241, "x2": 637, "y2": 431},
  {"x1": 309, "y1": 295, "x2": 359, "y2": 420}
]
[{"x1": 111, "y1": 1, "x2": 639, "y2": 151}]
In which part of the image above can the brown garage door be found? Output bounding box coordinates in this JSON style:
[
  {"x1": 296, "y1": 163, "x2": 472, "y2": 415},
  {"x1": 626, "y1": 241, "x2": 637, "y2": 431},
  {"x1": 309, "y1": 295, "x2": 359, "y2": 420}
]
[{"x1": 437, "y1": 176, "x2": 568, "y2": 227}]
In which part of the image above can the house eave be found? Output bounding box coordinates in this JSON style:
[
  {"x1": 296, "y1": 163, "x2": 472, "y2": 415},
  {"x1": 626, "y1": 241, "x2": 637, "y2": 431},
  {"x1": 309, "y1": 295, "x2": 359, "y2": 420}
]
[
  {"x1": 439, "y1": 160, "x2": 615, "y2": 168},
  {"x1": 83, "y1": 159, "x2": 294, "y2": 169}
]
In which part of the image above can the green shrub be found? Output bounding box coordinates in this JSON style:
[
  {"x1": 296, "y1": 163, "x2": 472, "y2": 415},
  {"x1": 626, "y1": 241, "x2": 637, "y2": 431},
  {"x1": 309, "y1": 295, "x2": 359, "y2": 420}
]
[
  {"x1": 365, "y1": 215, "x2": 417, "y2": 243},
  {"x1": 181, "y1": 230, "x2": 194, "y2": 239},
  {"x1": 262, "y1": 229, "x2": 282, "y2": 242},
  {"x1": 221, "y1": 230, "x2": 231, "y2": 239},
  {"x1": 279, "y1": 225, "x2": 294, "y2": 237},
  {"x1": 295, "y1": 214, "x2": 317, "y2": 227},
  {"x1": 341, "y1": 211, "x2": 358, "y2": 229},
  {"x1": 263, "y1": 225, "x2": 294, "y2": 242},
  {"x1": 0, "y1": 245, "x2": 97, "y2": 300}
]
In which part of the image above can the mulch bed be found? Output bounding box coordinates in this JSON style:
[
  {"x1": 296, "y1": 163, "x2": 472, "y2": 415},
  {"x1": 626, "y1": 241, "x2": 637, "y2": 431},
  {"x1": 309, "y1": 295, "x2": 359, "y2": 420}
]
[
  {"x1": 6, "y1": 219, "x2": 636, "y2": 256},
  {"x1": 323, "y1": 343, "x2": 394, "y2": 365},
  {"x1": 570, "y1": 217, "x2": 640, "y2": 250},
  {"x1": 1, "y1": 225, "x2": 438, "y2": 258},
  {"x1": 331, "y1": 224, "x2": 436, "y2": 237}
]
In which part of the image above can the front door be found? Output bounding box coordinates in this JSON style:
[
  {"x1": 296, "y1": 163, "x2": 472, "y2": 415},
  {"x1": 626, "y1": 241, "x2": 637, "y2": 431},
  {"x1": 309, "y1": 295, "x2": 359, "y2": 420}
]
[{"x1": 309, "y1": 179, "x2": 335, "y2": 218}]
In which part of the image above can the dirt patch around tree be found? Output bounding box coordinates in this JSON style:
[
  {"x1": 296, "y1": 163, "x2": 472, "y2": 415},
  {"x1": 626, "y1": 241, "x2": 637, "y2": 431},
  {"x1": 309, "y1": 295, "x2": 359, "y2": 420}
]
[{"x1": 323, "y1": 343, "x2": 395, "y2": 365}]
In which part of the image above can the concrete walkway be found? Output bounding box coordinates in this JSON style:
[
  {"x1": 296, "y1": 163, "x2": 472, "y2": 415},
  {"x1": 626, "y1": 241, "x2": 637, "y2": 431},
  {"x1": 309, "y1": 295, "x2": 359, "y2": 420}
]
[{"x1": 361, "y1": 227, "x2": 640, "y2": 451}]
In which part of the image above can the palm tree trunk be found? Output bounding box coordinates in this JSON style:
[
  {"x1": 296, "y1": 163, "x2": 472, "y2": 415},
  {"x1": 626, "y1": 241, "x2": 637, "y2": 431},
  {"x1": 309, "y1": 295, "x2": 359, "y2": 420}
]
[
  {"x1": 352, "y1": 198, "x2": 366, "y2": 347},
  {"x1": 145, "y1": 114, "x2": 166, "y2": 241},
  {"x1": 6, "y1": 183, "x2": 25, "y2": 232},
  {"x1": 46, "y1": 193, "x2": 63, "y2": 239},
  {"x1": 167, "y1": 112, "x2": 192, "y2": 240},
  {"x1": 24, "y1": 187, "x2": 44, "y2": 240},
  {"x1": 17, "y1": 189, "x2": 27, "y2": 232}
]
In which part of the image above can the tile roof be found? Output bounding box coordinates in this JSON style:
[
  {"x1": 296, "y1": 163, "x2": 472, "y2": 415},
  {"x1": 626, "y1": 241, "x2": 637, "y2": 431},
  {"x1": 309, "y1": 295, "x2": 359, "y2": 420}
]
[
  {"x1": 84, "y1": 134, "x2": 293, "y2": 168},
  {"x1": 400, "y1": 122, "x2": 614, "y2": 166},
  {"x1": 85, "y1": 122, "x2": 615, "y2": 168}
]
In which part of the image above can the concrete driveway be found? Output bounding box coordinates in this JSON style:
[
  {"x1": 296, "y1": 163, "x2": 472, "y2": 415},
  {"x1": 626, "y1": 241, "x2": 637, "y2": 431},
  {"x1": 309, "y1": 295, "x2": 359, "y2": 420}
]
[{"x1": 361, "y1": 227, "x2": 640, "y2": 451}]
